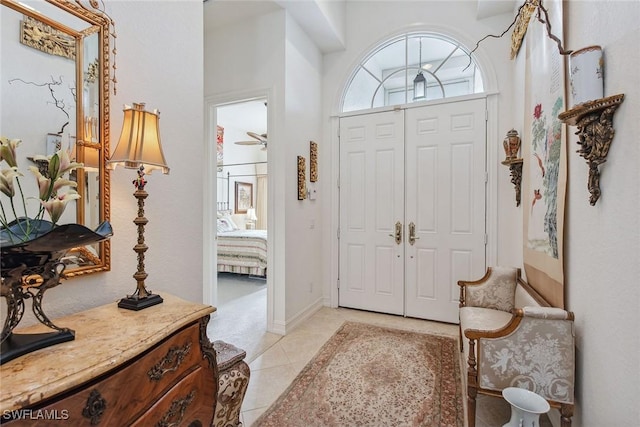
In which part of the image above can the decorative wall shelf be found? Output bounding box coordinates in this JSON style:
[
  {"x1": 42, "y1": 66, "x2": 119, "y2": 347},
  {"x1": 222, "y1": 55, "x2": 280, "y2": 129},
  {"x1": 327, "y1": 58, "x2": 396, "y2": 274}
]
[
  {"x1": 558, "y1": 94, "x2": 624, "y2": 205},
  {"x1": 501, "y1": 158, "x2": 524, "y2": 207}
]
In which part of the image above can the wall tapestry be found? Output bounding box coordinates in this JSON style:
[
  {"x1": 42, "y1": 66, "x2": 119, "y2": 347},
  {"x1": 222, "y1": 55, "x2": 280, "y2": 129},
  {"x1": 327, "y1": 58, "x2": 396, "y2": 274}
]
[
  {"x1": 522, "y1": 0, "x2": 567, "y2": 308},
  {"x1": 216, "y1": 125, "x2": 224, "y2": 166}
]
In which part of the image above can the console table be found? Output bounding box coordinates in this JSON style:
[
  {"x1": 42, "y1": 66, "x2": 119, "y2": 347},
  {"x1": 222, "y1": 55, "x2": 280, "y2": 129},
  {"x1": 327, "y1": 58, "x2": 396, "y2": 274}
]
[{"x1": 0, "y1": 294, "x2": 219, "y2": 426}]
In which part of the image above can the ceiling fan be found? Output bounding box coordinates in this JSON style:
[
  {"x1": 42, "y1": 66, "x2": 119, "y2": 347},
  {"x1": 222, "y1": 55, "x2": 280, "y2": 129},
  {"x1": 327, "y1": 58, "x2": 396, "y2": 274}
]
[{"x1": 234, "y1": 131, "x2": 268, "y2": 150}]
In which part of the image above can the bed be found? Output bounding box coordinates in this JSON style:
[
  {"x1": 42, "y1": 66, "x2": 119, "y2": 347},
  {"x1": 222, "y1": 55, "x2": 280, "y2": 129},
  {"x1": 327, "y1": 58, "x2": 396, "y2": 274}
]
[{"x1": 217, "y1": 229, "x2": 268, "y2": 277}]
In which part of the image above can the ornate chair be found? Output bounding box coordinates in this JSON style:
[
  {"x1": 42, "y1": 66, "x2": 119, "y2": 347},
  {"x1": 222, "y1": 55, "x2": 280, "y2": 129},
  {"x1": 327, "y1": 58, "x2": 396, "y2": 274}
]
[{"x1": 458, "y1": 267, "x2": 576, "y2": 427}]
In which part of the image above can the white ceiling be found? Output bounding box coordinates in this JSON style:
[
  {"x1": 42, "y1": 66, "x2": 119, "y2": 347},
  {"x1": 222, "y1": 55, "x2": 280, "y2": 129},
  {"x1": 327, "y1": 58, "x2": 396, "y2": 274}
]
[
  {"x1": 204, "y1": 0, "x2": 516, "y2": 54},
  {"x1": 217, "y1": 100, "x2": 268, "y2": 140}
]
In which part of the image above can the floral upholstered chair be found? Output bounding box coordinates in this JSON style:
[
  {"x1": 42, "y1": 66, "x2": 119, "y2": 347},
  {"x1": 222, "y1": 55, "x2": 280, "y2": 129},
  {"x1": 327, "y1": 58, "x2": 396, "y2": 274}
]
[
  {"x1": 458, "y1": 266, "x2": 519, "y2": 353},
  {"x1": 459, "y1": 267, "x2": 576, "y2": 427}
]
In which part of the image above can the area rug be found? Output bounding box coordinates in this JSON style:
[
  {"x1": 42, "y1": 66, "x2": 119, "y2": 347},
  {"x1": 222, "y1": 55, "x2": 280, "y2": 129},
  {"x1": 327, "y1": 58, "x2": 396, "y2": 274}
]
[{"x1": 254, "y1": 321, "x2": 463, "y2": 426}]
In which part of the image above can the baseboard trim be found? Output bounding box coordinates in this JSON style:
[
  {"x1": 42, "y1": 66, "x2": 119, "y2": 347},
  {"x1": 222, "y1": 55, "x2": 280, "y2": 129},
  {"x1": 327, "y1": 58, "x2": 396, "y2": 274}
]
[
  {"x1": 281, "y1": 297, "x2": 324, "y2": 335},
  {"x1": 270, "y1": 320, "x2": 286, "y2": 336}
]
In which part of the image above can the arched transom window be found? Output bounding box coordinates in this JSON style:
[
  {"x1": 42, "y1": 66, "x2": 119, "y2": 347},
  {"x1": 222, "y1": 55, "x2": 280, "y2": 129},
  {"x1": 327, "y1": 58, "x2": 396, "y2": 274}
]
[{"x1": 342, "y1": 32, "x2": 484, "y2": 113}]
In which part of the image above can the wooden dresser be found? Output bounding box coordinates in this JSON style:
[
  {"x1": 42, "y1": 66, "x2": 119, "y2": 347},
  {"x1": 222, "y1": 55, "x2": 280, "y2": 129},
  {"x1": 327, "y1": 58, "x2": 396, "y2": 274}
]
[{"x1": 0, "y1": 294, "x2": 218, "y2": 426}]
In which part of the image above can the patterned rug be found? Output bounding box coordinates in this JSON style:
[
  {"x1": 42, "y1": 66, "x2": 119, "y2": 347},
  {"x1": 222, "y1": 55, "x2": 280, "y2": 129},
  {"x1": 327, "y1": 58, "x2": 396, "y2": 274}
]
[{"x1": 254, "y1": 321, "x2": 463, "y2": 426}]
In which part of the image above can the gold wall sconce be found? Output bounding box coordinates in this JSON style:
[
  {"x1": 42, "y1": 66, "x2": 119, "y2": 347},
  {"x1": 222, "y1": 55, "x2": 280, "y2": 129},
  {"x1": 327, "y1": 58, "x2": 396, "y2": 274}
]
[
  {"x1": 558, "y1": 94, "x2": 624, "y2": 205},
  {"x1": 501, "y1": 129, "x2": 524, "y2": 207}
]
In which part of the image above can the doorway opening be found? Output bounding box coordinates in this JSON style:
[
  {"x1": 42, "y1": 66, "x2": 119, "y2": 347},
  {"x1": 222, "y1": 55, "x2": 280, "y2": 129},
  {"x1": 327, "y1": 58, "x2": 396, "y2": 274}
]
[
  {"x1": 338, "y1": 97, "x2": 488, "y2": 324},
  {"x1": 335, "y1": 29, "x2": 494, "y2": 324},
  {"x1": 207, "y1": 97, "x2": 279, "y2": 361}
]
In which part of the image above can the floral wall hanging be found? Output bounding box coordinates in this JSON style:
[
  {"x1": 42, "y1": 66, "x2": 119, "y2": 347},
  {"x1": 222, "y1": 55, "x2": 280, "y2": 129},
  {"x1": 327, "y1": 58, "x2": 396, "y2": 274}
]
[{"x1": 522, "y1": 0, "x2": 567, "y2": 308}]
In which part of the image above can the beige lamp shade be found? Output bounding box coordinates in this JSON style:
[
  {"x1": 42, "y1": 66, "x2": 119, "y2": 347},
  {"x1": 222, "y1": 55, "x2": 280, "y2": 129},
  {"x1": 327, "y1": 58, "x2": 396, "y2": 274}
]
[
  {"x1": 78, "y1": 145, "x2": 100, "y2": 172},
  {"x1": 246, "y1": 208, "x2": 257, "y2": 222},
  {"x1": 108, "y1": 103, "x2": 170, "y2": 174}
]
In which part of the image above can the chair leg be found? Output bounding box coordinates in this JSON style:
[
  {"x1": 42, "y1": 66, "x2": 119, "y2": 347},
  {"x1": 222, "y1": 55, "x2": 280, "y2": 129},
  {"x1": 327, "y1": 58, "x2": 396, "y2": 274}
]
[
  {"x1": 560, "y1": 403, "x2": 574, "y2": 427},
  {"x1": 467, "y1": 388, "x2": 477, "y2": 427}
]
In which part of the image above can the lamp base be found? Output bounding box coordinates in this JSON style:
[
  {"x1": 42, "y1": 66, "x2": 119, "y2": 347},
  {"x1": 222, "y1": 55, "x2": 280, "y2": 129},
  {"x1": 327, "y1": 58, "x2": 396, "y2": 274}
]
[
  {"x1": 118, "y1": 293, "x2": 163, "y2": 311},
  {"x1": 1, "y1": 330, "x2": 75, "y2": 365}
]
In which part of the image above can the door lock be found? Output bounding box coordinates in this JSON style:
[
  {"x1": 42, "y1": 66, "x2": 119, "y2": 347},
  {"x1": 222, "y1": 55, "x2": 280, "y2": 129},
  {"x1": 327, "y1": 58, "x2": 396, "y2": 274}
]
[
  {"x1": 409, "y1": 222, "x2": 420, "y2": 245},
  {"x1": 388, "y1": 221, "x2": 403, "y2": 245}
]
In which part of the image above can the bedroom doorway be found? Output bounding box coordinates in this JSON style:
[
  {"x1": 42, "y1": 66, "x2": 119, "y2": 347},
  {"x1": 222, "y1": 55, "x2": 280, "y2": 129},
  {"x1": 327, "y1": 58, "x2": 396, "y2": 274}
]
[{"x1": 207, "y1": 96, "x2": 277, "y2": 359}]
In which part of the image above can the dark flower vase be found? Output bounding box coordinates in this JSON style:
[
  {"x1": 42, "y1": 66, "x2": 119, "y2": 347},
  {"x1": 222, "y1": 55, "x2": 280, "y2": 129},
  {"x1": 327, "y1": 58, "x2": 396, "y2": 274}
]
[{"x1": 1, "y1": 218, "x2": 113, "y2": 364}]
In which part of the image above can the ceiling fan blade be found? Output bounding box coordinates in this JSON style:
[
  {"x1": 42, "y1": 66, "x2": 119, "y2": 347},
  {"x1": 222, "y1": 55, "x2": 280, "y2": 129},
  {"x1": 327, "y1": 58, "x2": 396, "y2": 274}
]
[
  {"x1": 234, "y1": 140, "x2": 261, "y2": 145},
  {"x1": 247, "y1": 131, "x2": 267, "y2": 142}
]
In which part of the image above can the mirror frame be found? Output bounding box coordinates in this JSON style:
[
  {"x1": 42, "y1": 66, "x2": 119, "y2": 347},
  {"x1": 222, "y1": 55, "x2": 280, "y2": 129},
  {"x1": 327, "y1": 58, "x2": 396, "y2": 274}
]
[{"x1": 1, "y1": 0, "x2": 111, "y2": 277}]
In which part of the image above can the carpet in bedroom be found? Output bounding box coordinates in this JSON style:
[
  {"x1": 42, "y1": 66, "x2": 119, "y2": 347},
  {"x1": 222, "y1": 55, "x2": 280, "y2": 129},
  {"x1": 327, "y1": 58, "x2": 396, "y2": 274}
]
[{"x1": 207, "y1": 273, "x2": 280, "y2": 363}]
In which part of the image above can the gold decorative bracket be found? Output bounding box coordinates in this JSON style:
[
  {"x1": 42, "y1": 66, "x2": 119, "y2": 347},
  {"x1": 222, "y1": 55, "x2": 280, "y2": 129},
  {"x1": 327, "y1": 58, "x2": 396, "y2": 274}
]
[
  {"x1": 559, "y1": 94, "x2": 625, "y2": 205},
  {"x1": 501, "y1": 158, "x2": 524, "y2": 207}
]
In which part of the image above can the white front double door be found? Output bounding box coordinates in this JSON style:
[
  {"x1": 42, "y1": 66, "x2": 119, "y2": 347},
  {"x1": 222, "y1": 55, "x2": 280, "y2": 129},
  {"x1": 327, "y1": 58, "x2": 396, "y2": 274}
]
[{"x1": 338, "y1": 98, "x2": 487, "y2": 323}]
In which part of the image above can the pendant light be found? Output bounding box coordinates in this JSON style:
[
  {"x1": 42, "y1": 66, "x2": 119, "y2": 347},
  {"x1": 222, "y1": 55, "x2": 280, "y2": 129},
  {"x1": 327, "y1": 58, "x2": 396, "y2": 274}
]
[{"x1": 413, "y1": 38, "x2": 426, "y2": 100}]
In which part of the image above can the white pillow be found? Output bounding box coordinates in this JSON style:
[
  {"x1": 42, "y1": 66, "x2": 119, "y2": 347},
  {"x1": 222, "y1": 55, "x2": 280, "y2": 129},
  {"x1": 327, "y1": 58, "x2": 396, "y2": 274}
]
[
  {"x1": 216, "y1": 218, "x2": 234, "y2": 233},
  {"x1": 222, "y1": 214, "x2": 239, "y2": 230}
]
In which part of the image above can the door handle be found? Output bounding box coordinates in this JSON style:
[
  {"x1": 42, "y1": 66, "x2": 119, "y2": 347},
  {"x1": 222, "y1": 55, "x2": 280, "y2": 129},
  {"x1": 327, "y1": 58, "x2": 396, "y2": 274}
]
[
  {"x1": 388, "y1": 221, "x2": 402, "y2": 245},
  {"x1": 409, "y1": 222, "x2": 420, "y2": 246}
]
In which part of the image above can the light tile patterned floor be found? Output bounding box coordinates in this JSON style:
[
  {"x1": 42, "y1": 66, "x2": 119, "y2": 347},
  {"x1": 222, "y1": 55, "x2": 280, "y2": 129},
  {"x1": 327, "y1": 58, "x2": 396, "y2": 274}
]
[
  {"x1": 209, "y1": 277, "x2": 551, "y2": 427},
  {"x1": 240, "y1": 306, "x2": 461, "y2": 426}
]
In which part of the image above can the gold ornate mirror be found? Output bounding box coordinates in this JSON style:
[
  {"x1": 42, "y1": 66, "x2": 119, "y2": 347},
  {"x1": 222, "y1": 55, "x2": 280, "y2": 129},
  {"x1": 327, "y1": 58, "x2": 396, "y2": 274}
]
[{"x1": 0, "y1": 0, "x2": 112, "y2": 276}]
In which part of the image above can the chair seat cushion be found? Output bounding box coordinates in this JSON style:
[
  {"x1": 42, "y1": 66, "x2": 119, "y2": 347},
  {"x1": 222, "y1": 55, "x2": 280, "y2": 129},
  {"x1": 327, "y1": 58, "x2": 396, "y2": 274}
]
[{"x1": 460, "y1": 306, "x2": 513, "y2": 358}]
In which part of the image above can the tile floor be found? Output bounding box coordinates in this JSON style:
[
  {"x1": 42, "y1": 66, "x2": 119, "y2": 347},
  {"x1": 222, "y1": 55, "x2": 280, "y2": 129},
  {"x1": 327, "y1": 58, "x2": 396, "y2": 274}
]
[{"x1": 209, "y1": 276, "x2": 551, "y2": 427}]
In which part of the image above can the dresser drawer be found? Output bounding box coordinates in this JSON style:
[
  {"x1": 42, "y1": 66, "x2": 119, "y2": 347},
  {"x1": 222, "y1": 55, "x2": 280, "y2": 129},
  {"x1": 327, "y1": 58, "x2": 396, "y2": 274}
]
[
  {"x1": 6, "y1": 322, "x2": 203, "y2": 426},
  {"x1": 131, "y1": 366, "x2": 216, "y2": 427}
]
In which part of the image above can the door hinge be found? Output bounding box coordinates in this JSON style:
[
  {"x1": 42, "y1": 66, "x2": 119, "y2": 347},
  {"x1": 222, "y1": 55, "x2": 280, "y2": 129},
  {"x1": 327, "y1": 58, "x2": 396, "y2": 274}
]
[
  {"x1": 485, "y1": 109, "x2": 488, "y2": 121},
  {"x1": 337, "y1": 279, "x2": 340, "y2": 289},
  {"x1": 337, "y1": 178, "x2": 340, "y2": 189},
  {"x1": 485, "y1": 172, "x2": 488, "y2": 183},
  {"x1": 337, "y1": 227, "x2": 340, "y2": 239},
  {"x1": 484, "y1": 234, "x2": 488, "y2": 245}
]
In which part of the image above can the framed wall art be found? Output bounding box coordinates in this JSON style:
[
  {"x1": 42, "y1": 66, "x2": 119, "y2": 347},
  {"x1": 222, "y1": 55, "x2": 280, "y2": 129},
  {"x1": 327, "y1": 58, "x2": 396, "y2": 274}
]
[
  {"x1": 297, "y1": 156, "x2": 306, "y2": 200},
  {"x1": 310, "y1": 141, "x2": 318, "y2": 182},
  {"x1": 234, "y1": 181, "x2": 253, "y2": 214},
  {"x1": 216, "y1": 125, "x2": 224, "y2": 167},
  {"x1": 46, "y1": 133, "x2": 63, "y2": 155}
]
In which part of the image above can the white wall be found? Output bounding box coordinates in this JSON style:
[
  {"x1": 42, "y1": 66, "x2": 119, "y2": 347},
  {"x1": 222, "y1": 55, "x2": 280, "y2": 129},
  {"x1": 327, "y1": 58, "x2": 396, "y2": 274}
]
[
  {"x1": 561, "y1": 2, "x2": 640, "y2": 424},
  {"x1": 507, "y1": 1, "x2": 640, "y2": 424},
  {"x1": 205, "y1": 8, "x2": 325, "y2": 331},
  {"x1": 283, "y1": 13, "x2": 324, "y2": 320},
  {"x1": 11, "y1": 0, "x2": 205, "y2": 322},
  {"x1": 205, "y1": 9, "x2": 287, "y2": 329}
]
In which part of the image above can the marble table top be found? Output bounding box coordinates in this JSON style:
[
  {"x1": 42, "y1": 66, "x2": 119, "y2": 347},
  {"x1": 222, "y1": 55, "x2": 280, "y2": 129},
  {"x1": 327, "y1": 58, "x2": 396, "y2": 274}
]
[{"x1": 0, "y1": 294, "x2": 215, "y2": 412}]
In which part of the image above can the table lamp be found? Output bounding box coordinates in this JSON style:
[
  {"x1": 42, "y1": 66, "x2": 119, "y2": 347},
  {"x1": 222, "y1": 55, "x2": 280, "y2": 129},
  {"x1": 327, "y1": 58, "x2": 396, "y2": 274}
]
[
  {"x1": 108, "y1": 103, "x2": 169, "y2": 310},
  {"x1": 246, "y1": 207, "x2": 257, "y2": 229}
]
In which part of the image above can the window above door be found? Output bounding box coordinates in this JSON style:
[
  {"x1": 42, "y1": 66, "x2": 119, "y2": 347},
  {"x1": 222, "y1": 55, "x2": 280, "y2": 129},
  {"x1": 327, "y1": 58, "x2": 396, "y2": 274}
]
[{"x1": 342, "y1": 32, "x2": 484, "y2": 113}]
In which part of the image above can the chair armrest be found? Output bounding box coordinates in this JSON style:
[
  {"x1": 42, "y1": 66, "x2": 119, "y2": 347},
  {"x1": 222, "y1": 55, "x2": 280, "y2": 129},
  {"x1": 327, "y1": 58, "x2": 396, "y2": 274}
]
[
  {"x1": 470, "y1": 307, "x2": 575, "y2": 404},
  {"x1": 458, "y1": 266, "x2": 519, "y2": 312}
]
